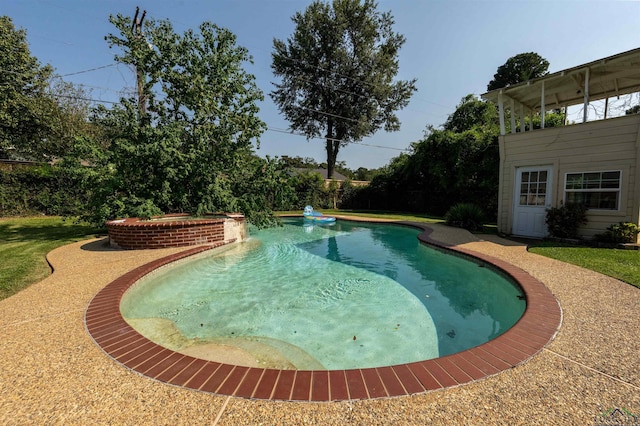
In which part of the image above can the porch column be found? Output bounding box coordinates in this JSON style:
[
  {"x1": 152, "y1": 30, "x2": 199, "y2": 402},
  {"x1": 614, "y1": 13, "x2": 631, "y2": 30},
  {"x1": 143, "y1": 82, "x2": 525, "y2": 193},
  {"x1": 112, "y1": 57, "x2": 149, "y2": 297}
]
[
  {"x1": 498, "y1": 91, "x2": 505, "y2": 135},
  {"x1": 510, "y1": 98, "x2": 516, "y2": 134},
  {"x1": 540, "y1": 81, "x2": 545, "y2": 129},
  {"x1": 583, "y1": 67, "x2": 590, "y2": 123}
]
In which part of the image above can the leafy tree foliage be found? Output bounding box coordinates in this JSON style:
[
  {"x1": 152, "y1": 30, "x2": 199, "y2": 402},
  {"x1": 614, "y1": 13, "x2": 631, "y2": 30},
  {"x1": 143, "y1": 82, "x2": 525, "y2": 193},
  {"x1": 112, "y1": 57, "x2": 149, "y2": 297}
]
[
  {"x1": 353, "y1": 166, "x2": 381, "y2": 181},
  {"x1": 231, "y1": 155, "x2": 297, "y2": 221},
  {"x1": 487, "y1": 52, "x2": 549, "y2": 91},
  {"x1": 443, "y1": 94, "x2": 498, "y2": 133},
  {"x1": 0, "y1": 162, "x2": 95, "y2": 217},
  {"x1": 80, "y1": 14, "x2": 280, "y2": 226},
  {"x1": 279, "y1": 156, "x2": 320, "y2": 169},
  {"x1": 43, "y1": 77, "x2": 97, "y2": 158},
  {"x1": 344, "y1": 95, "x2": 500, "y2": 216},
  {"x1": 527, "y1": 111, "x2": 566, "y2": 130},
  {"x1": 626, "y1": 105, "x2": 640, "y2": 115},
  {"x1": 271, "y1": 0, "x2": 416, "y2": 178},
  {"x1": 0, "y1": 17, "x2": 95, "y2": 161},
  {"x1": 0, "y1": 17, "x2": 54, "y2": 160},
  {"x1": 290, "y1": 170, "x2": 328, "y2": 209}
]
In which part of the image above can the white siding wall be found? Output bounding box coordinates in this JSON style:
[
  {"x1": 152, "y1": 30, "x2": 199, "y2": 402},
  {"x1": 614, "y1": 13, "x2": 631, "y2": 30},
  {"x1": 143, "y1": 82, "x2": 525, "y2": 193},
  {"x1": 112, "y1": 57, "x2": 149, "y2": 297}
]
[{"x1": 498, "y1": 114, "x2": 640, "y2": 239}]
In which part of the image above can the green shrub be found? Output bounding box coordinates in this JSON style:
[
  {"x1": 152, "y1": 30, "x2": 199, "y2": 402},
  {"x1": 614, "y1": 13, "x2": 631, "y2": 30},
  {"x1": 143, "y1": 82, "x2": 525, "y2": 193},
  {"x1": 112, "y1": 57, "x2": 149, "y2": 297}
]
[
  {"x1": 445, "y1": 202, "x2": 485, "y2": 231},
  {"x1": 131, "y1": 199, "x2": 164, "y2": 220},
  {"x1": 291, "y1": 171, "x2": 328, "y2": 209},
  {"x1": 595, "y1": 222, "x2": 640, "y2": 243},
  {"x1": 545, "y1": 203, "x2": 587, "y2": 239}
]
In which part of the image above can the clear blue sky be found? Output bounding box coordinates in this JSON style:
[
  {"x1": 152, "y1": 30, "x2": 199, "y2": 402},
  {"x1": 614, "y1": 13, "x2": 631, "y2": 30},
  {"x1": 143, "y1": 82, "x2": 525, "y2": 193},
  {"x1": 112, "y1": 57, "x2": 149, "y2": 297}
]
[{"x1": 4, "y1": 0, "x2": 640, "y2": 169}]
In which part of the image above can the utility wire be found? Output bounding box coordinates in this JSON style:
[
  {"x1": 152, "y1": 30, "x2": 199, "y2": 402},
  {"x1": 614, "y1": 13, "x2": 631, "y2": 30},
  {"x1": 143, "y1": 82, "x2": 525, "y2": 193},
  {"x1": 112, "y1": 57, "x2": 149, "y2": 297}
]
[
  {"x1": 294, "y1": 106, "x2": 361, "y2": 123},
  {"x1": 51, "y1": 93, "x2": 118, "y2": 104},
  {"x1": 22, "y1": 4, "x2": 453, "y2": 120},
  {"x1": 267, "y1": 127, "x2": 409, "y2": 152},
  {"x1": 26, "y1": 1, "x2": 451, "y2": 114},
  {"x1": 66, "y1": 82, "x2": 136, "y2": 95},
  {"x1": 11, "y1": 4, "x2": 450, "y2": 133},
  {"x1": 61, "y1": 64, "x2": 117, "y2": 77}
]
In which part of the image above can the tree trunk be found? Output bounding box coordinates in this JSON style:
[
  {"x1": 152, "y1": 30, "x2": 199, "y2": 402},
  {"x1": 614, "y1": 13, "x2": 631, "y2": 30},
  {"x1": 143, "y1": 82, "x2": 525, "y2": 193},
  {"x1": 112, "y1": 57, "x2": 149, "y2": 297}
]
[
  {"x1": 325, "y1": 118, "x2": 344, "y2": 179},
  {"x1": 325, "y1": 119, "x2": 335, "y2": 179},
  {"x1": 326, "y1": 139, "x2": 336, "y2": 179},
  {"x1": 325, "y1": 139, "x2": 342, "y2": 179}
]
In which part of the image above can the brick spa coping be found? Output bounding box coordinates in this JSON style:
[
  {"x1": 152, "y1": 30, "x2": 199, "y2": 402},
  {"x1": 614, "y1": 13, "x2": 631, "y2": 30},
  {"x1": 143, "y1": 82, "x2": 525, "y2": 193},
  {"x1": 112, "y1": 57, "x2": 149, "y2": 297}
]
[
  {"x1": 85, "y1": 220, "x2": 562, "y2": 402},
  {"x1": 105, "y1": 213, "x2": 245, "y2": 250}
]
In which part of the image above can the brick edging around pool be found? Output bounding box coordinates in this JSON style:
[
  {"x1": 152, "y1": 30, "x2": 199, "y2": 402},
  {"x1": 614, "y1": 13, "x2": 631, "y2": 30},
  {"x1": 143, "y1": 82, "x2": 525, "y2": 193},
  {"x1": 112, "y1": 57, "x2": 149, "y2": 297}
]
[{"x1": 84, "y1": 221, "x2": 562, "y2": 401}]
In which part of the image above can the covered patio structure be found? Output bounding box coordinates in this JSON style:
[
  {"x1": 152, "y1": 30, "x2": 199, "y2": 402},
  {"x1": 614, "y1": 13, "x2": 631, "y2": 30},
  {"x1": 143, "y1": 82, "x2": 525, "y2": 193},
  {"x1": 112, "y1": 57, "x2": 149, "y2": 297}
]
[{"x1": 482, "y1": 48, "x2": 640, "y2": 239}]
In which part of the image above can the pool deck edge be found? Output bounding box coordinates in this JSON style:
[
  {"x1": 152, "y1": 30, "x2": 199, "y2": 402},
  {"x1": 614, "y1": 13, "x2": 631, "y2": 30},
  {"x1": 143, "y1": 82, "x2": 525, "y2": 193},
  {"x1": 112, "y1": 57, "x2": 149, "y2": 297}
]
[{"x1": 84, "y1": 220, "x2": 562, "y2": 402}]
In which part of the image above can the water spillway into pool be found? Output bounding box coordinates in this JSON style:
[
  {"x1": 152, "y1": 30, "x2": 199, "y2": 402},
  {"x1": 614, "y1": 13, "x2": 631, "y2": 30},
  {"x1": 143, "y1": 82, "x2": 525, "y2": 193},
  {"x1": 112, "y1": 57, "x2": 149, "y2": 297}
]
[{"x1": 120, "y1": 219, "x2": 526, "y2": 370}]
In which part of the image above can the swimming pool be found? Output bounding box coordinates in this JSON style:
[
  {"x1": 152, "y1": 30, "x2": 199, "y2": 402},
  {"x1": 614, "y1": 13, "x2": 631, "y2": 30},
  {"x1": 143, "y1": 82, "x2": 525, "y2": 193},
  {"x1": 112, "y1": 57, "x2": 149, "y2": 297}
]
[{"x1": 120, "y1": 219, "x2": 525, "y2": 370}]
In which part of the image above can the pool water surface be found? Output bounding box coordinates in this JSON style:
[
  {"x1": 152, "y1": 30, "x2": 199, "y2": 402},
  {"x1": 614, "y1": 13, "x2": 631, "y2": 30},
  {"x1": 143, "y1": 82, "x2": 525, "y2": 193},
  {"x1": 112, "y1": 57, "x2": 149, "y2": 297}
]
[{"x1": 121, "y1": 219, "x2": 525, "y2": 370}]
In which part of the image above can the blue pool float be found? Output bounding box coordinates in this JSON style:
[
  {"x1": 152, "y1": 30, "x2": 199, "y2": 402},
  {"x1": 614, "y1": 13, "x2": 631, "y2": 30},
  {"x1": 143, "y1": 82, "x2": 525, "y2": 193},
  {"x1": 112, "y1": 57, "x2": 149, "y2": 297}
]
[{"x1": 303, "y1": 205, "x2": 336, "y2": 224}]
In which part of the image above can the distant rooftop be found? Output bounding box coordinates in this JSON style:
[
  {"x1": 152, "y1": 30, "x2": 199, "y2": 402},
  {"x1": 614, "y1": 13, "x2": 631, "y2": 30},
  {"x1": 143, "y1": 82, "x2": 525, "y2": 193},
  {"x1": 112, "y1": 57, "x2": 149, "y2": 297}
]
[{"x1": 293, "y1": 168, "x2": 349, "y2": 181}]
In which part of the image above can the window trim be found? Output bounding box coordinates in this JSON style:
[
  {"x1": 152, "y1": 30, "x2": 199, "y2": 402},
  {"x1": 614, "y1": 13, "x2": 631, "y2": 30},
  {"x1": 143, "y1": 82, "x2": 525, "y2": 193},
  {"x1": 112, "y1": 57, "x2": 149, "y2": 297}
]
[
  {"x1": 518, "y1": 169, "x2": 549, "y2": 207},
  {"x1": 563, "y1": 170, "x2": 622, "y2": 211}
]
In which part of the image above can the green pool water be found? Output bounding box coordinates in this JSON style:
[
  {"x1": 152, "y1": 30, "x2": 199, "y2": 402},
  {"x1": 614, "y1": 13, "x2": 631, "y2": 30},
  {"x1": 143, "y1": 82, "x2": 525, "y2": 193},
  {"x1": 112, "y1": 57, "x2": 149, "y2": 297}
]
[{"x1": 121, "y1": 219, "x2": 525, "y2": 370}]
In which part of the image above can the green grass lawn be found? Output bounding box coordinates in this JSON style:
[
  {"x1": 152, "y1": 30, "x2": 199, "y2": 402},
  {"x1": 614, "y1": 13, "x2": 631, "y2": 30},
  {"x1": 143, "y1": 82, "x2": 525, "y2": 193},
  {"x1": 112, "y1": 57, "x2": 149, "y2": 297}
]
[
  {"x1": 528, "y1": 242, "x2": 640, "y2": 289},
  {"x1": 0, "y1": 216, "x2": 101, "y2": 300}
]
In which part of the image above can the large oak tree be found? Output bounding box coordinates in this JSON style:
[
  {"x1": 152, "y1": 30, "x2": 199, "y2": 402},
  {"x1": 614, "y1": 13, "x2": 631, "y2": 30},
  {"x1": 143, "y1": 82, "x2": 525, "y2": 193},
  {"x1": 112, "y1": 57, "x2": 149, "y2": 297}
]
[{"x1": 271, "y1": 0, "x2": 416, "y2": 178}]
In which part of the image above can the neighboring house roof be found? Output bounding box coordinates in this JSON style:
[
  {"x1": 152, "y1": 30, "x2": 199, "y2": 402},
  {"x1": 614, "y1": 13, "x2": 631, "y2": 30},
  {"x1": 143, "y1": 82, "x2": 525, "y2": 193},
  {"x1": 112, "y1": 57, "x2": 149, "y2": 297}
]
[
  {"x1": 482, "y1": 47, "x2": 640, "y2": 113},
  {"x1": 293, "y1": 168, "x2": 349, "y2": 181},
  {"x1": 0, "y1": 159, "x2": 43, "y2": 171}
]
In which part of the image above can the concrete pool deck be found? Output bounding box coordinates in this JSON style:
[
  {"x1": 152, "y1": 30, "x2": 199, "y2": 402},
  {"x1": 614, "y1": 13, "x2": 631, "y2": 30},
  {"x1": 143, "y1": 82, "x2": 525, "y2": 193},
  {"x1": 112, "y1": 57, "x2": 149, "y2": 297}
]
[{"x1": 1, "y1": 221, "x2": 639, "y2": 424}]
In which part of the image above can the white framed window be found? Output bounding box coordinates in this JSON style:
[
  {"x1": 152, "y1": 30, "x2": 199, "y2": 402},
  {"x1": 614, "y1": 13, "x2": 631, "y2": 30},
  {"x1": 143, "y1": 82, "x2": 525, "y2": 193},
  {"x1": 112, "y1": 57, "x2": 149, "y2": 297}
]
[
  {"x1": 564, "y1": 170, "x2": 621, "y2": 210},
  {"x1": 518, "y1": 170, "x2": 548, "y2": 206}
]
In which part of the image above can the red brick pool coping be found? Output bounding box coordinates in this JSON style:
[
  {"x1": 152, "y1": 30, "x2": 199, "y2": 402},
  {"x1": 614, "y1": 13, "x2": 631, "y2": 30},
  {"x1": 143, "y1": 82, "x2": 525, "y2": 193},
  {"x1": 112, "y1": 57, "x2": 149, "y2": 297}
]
[{"x1": 85, "y1": 221, "x2": 562, "y2": 402}]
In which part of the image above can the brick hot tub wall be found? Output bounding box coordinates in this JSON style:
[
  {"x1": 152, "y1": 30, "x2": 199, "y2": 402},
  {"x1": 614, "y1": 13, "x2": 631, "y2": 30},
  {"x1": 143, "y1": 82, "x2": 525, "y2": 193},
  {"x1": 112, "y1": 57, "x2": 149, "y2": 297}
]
[{"x1": 106, "y1": 213, "x2": 246, "y2": 250}]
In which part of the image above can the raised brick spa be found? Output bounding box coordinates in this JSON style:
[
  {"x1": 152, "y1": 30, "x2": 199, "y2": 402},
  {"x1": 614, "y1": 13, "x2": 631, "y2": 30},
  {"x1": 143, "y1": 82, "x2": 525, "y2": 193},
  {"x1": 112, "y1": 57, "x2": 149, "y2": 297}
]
[{"x1": 105, "y1": 213, "x2": 247, "y2": 250}]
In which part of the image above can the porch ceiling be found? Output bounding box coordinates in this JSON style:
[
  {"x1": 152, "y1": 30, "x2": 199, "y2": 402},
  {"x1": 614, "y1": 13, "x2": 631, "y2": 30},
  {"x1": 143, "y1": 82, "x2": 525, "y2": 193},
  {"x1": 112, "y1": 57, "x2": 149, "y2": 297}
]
[{"x1": 482, "y1": 47, "x2": 640, "y2": 111}]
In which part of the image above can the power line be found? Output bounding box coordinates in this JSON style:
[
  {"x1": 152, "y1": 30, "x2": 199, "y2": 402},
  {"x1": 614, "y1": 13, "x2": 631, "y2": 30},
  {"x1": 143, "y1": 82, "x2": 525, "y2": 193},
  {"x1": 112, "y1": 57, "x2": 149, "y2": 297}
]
[
  {"x1": 267, "y1": 127, "x2": 409, "y2": 152},
  {"x1": 32, "y1": 5, "x2": 450, "y2": 122},
  {"x1": 51, "y1": 93, "x2": 118, "y2": 105},
  {"x1": 66, "y1": 82, "x2": 136, "y2": 95},
  {"x1": 26, "y1": 1, "x2": 456, "y2": 116},
  {"x1": 60, "y1": 64, "x2": 117, "y2": 77},
  {"x1": 294, "y1": 106, "x2": 361, "y2": 123},
  {"x1": 282, "y1": 73, "x2": 450, "y2": 121},
  {"x1": 10, "y1": 4, "x2": 449, "y2": 134}
]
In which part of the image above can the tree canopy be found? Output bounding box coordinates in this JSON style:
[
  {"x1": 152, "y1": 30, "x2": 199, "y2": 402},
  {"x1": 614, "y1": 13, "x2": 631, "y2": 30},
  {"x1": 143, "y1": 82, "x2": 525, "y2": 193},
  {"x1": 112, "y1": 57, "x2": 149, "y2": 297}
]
[
  {"x1": 487, "y1": 52, "x2": 549, "y2": 91},
  {"x1": 344, "y1": 95, "x2": 500, "y2": 216},
  {"x1": 271, "y1": 0, "x2": 416, "y2": 178},
  {"x1": 0, "y1": 16, "x2": 94, "y2": 161},
  {"x1": 80, "y1": 14, "x2": 284, "y2": 226},
  {"x1": 443, "y1": 94, "x2": 498, "y2": 133},
  {"x1": 0, "y1": 16, "x2": 55, "y2": 160}
]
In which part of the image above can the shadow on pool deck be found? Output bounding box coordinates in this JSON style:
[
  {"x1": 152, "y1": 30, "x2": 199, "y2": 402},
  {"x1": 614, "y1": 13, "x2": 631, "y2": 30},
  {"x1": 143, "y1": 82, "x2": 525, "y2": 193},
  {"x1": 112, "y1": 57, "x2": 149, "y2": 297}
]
[{"x1": 80, "y1": 237, "x2": 118, "y2": 252}]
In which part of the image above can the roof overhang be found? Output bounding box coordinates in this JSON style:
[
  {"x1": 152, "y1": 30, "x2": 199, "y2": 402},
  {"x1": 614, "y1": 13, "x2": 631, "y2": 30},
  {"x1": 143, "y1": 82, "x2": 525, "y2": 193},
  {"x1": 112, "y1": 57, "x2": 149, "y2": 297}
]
[{"x1": 482, "y1": 47, "x2": 640, "y2": 112}]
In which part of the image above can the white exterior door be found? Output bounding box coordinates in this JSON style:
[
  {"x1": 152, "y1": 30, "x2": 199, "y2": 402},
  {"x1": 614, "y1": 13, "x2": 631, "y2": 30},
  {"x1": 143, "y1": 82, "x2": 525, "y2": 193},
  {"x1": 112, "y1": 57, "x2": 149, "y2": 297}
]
[{"x1": 512, "y1": 166, "x2": 552, "y2": 238}]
